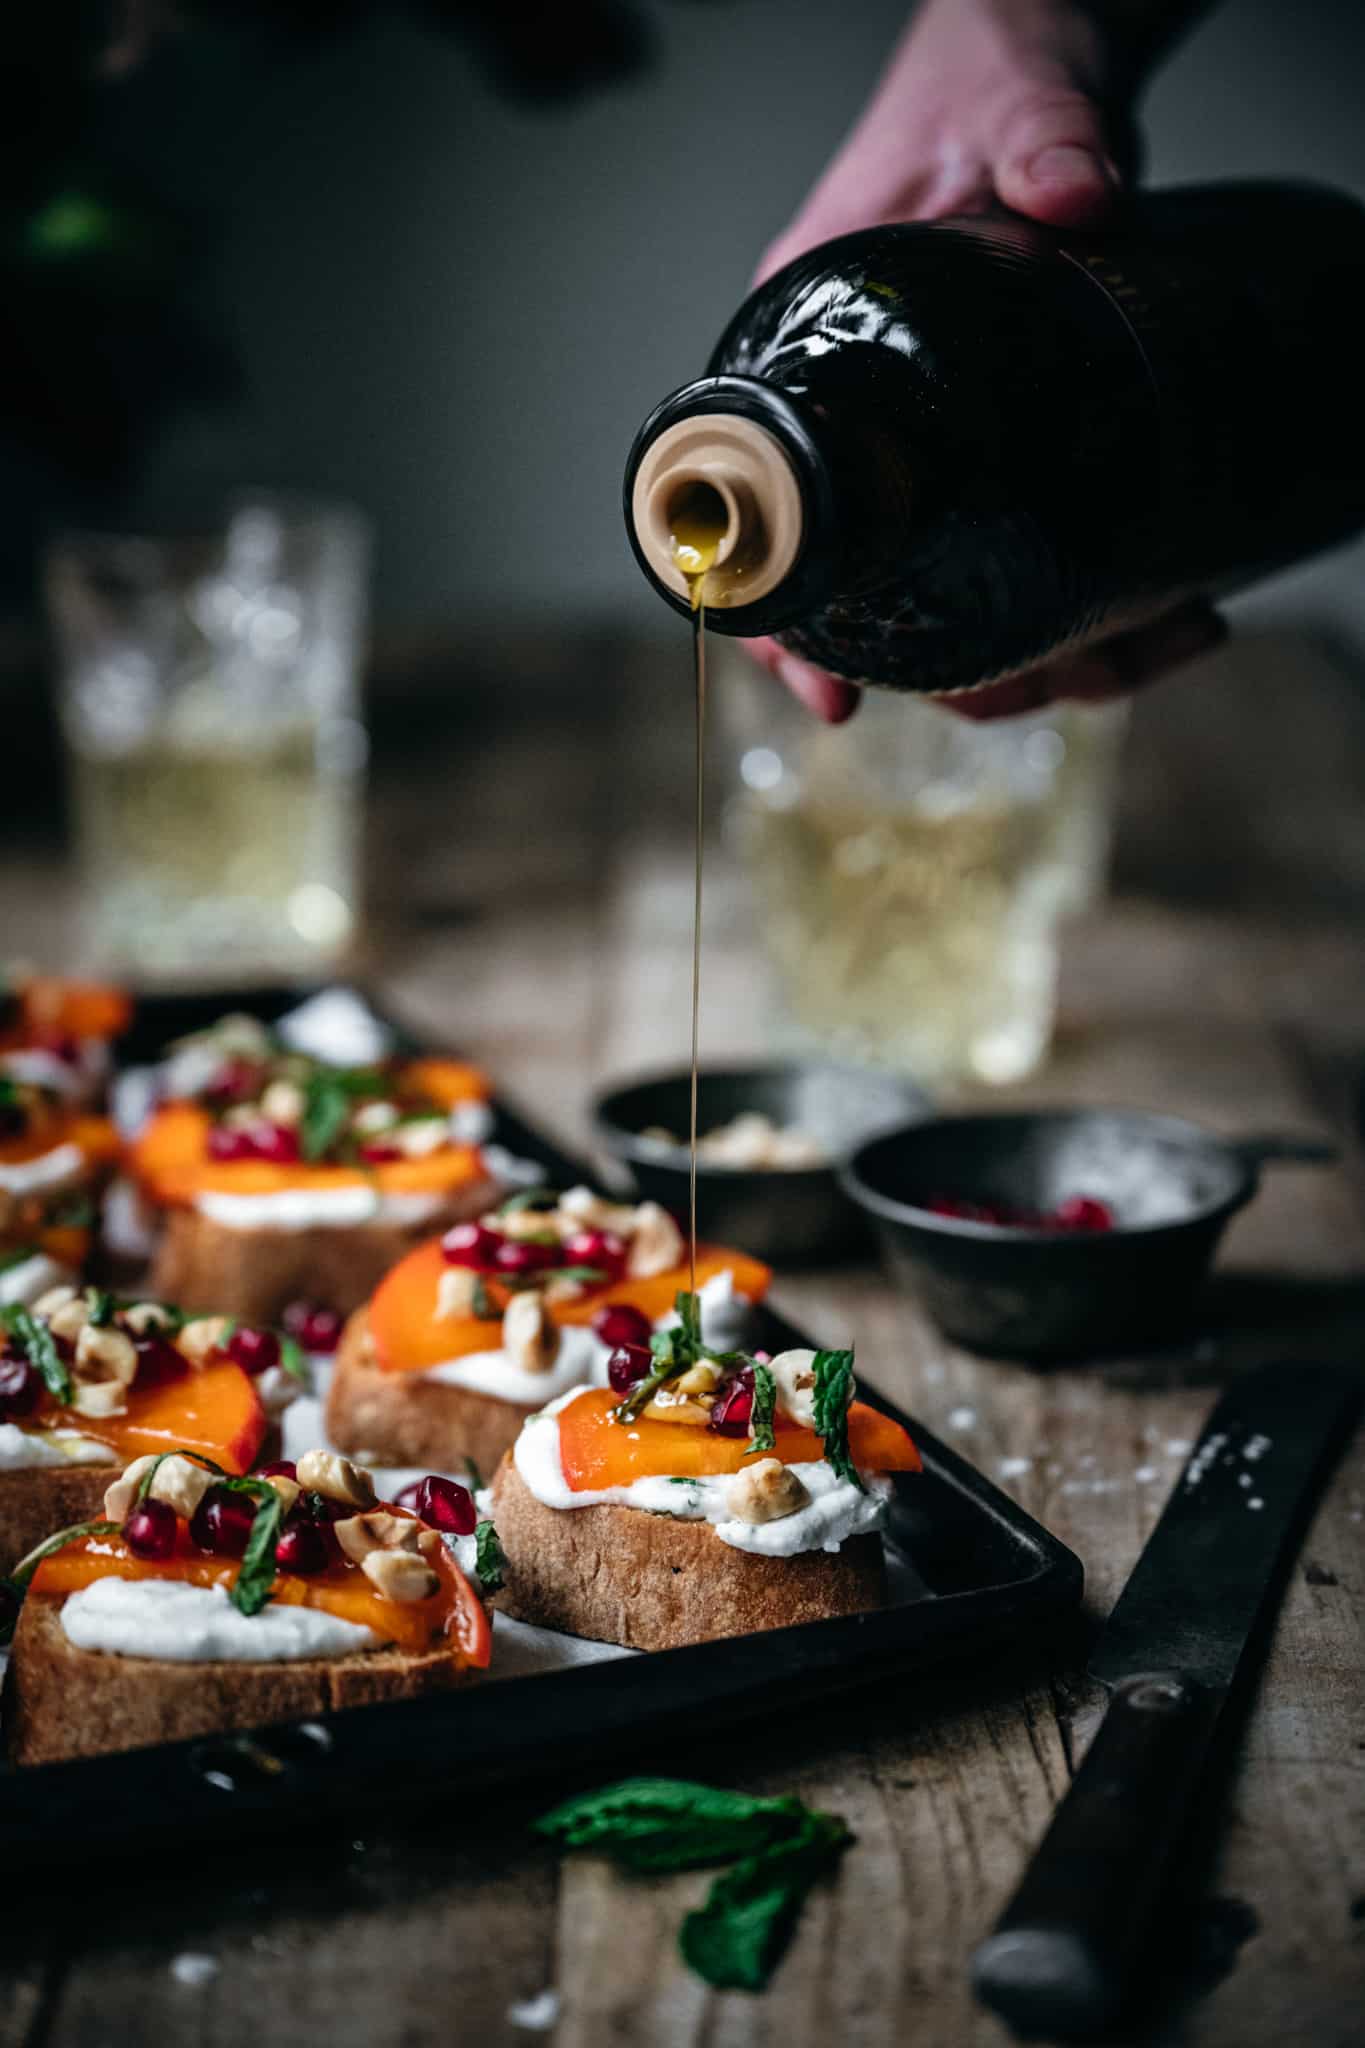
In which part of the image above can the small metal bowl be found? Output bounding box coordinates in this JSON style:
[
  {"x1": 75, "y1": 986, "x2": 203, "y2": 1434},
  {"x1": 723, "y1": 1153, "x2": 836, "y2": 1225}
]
[
  {"x1": 840, "y1": 1109, "x2": 1333, "y2": 1360},
  {"x1": 592, "y1": 1063, "x2": 926, "y2": 1266}
]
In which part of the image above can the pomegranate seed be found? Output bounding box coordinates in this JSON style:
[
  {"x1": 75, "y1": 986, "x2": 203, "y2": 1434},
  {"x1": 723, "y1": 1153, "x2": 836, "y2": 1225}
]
[
  {"x1": 282, "y1": 1301, "x2": 344, "y2": 1353},
  {"x1": 591, "y1": 1301, "x2": 653, "y2": 1350},
  {"x1": 710, "y1": 1366, "x2": 755, "y2": 1436},
  {"x1": 203, "y1": 1056, "x2": 262, "y2": 1106},
  {"x1": 441, "y1": 1221, "x2": 501, "y2": 1270},
  {"x1": 133, "y1": 1334, "x2": 188, "y2": 1387},
  {"x1": 190, "y1": 1485, "x2": 259, "y2": 1557},
  {"x1": 494, "y1": 1237, "x2": 560, "y2": 1277},
  {"x1": 257, "y1": 1459, "x2": 297, "y2": 1482},
  {"x1": 752, "y1": 1349, "x2": 772, "y2": 1364},
  {"x1": 34, "y1": 1030, "x2": 82, "y2": 1064},
  {"x1": 359, "y1": 1141, "x2": 403, "y2": 1164},
  {"x1": 607, "y1": 1342, "x2": 653, "y2": 1398},
  {"x1": 0, "y1": 1354, "x2": 40, "y2": 1417},
  {"x1": 248, "y1": 1123, "x2": 301, "y2": 1165},
  {"x1": 399, "y1": 1474, "x2": 476, "y2": 1535},
  {"x1": 207, "y1": 1125, "x2": 255, "y2": 1162},
  {"x1": 124, "y1": 1498, "x2": 178, "y2": 1560},
  {"x1": 275, "y1": 1520, "x2": 329, "y2": 1575},
  {"x1": 227, "y1": 1326, "x2": 281, "y2": 1376},
  {"x1": 1053, "y1": 1195, "x2": 1115, "y2": 1232},
  {"x1": 563, "y1": 1228, "x2": 627, "y2": 1276}
]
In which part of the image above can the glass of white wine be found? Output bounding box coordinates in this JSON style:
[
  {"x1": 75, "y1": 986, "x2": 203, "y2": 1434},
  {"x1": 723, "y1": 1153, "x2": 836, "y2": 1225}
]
[
  {"x1": 714, "y1": 643, "x2": 1127, "y2": 1089},
  {"x1": 47, "y1": 496, "x2": 370, "y2": 983}
]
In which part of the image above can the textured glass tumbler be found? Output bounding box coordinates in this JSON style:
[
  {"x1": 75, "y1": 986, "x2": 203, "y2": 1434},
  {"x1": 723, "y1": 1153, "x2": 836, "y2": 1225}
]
[
  {"x1": 48, "y1": 496, "x2": 370, "y2": 982},
  {"x1": 716, "y1": 646, "x2": 1126, "y2": 1088}
]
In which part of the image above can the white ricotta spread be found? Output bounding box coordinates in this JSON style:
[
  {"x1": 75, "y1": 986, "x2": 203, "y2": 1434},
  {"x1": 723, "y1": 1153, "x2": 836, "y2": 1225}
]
[
  {"x1": 276, "y1": 987, "x2": 395, "y2": 1066},
  {"x1": 0, "y1": 1143, "x2": 85, "y2": 1196},
  {"x1": 417, "y1": 1267, "x2": 753, "y2": 1404},
  {"x1": 59, "y1": 1578, "x2": 386, "y2": 1662},
  {"x1": 512, "y1": 1386, "x2": 891, "y2": 1558},
  {"x1": 193, "y1": 1185, "x2": 449, "y2": 1231},
  {"x1": 0, "y1": 1252, "x2": 70, "y2": 1308},
  {"x1": 0, "y1": 1424, "x2": 118, "y2": 1470},
  {"x1": 448, "y1": 1100, "x2": 494, "y2": 1145}
]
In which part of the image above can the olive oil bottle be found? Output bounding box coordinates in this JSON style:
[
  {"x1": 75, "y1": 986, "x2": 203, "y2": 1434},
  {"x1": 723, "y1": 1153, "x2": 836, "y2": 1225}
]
[{"x1": 625, "y1": 182, "x2": 1365, "y2": 693}]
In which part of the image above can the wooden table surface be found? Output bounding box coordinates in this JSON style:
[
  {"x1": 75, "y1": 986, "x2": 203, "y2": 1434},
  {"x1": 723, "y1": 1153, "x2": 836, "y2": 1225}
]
[{"x1": 3, "y1": 628, "x2": 1363, "y2": 2047}]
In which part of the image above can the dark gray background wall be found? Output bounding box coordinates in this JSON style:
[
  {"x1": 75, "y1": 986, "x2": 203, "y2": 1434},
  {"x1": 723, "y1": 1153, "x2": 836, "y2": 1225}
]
[{"x1": 123, "y1": 0, "x2": 1365, "y2": 642}]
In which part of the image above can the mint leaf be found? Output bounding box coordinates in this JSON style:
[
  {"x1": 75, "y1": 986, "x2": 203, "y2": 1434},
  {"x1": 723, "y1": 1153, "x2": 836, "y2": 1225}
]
[
  {"x1": 535, "y1": 1778, "x2": 811, "y2": 1875},
  {"x1": 463, "y1": 1456, "x2": 484, "y2": 1491},
  {"x1": 679, "y1": 1811, "x2": 852, "y2": 1990},
  {"x1": 3, "y1": 1305, "x2": 71, "y2": 1404},
  {"x1": 473, "y1": 1518, "x2": 506, "y2": 1595},
  {"x1": 85, "y1": 1288, "x2": 115, "y2": 1328},
  {"x1": 300, "y1": 1071, "x2": 353, "y2": 1162},
  {"x1": 811, "y1": 1349, "x2": 862, "y2": 1491},
  {"x1": 614, "y1": 1290, "x2": 703, "y2": 1421},
  {"x1": 279, "y1": 1334, "x2": 309, "y2": 1385},
  {"x1": 0, "y1": 1246, "x2": 37, "y2": 1277},
  {"x1": 471, "y1": 1274, "x2": 495, "y2": 1319},
  {"x1": 746, "y1": 1362, "x2": 777, "y2": 1456},
  {"x1": 222, "y1": 1479, "x2": 284, "y2": 1616},
  {"x1": 497, "y1": 1188, "x2": 560, "y2": 1214},
  {"x1": 134, "y1": 1449, "x2": 228, "y2": 1503}
]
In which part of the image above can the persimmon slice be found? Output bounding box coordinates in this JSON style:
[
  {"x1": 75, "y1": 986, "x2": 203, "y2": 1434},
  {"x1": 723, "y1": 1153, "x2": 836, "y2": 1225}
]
[
  {"x1": 556, "y1": 1387, "x2": 920, "y2": 1491},
  {"x1": 131, "y1": 1102, "x2": 487, "y2": 1208},
  {"x1": 3, "y1": 979, "x2": 130, "y2": 1046},
  {"x1": 30, "y1": 1529, "x2": 490, "y2": 1666},
  {"x1": 367, "y1": 1237, "x2": 773, "y2": 1376},
  {"x1": 35, "y1": 1361, "x2": 267, "y2": 1475}
]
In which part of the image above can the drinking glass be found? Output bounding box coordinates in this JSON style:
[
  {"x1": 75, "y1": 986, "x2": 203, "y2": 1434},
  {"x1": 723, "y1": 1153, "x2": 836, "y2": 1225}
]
[
  {"x1": 715, "y1": 645, "x2": 1126, "y2": 1088},
  {"x1": 47, "y1": 496, "x2": 370, "y2": 981}
]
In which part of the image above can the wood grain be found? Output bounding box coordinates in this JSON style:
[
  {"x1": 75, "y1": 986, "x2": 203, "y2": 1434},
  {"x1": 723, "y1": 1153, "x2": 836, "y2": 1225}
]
[{"x1": 2, "y1": 628, "x2": 1361, "y2": 2047}]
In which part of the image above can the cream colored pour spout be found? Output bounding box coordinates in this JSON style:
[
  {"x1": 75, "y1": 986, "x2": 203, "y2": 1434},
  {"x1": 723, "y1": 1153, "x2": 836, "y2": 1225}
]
[{"x1": 630, "y1": 413, "x2": 806, "y2": 607}]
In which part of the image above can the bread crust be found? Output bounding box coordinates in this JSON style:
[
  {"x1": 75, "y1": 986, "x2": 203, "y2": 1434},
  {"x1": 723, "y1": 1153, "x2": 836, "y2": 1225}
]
[
  {"x1": 491, "y1": 1454, "x2": 885, "y2": 1650},
  {"x1": 5, "y1": 1595, "x2": 474, "y2": 1767},
  {"x1": 0, "y1": 1465, "x2": 115, "y2": 1577},
  {"x1": 325, "y1": 1307, "x2": 535, "y2": 1476},
  {"x1": 148, "y1": 1174, "x2": 501, "y2": 1322}
]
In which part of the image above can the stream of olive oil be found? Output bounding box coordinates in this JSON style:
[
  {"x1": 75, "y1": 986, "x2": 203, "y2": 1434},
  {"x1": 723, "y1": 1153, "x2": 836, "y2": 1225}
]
[{"x1": 669, "y1": 484, "x2": 728, "y2": 1295}]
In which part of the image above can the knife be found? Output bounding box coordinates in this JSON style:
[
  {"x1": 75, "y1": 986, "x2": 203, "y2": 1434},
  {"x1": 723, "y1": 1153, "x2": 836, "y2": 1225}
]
[{"x1": 971, "y1": 1360, "x2": 1357, "y2": 2040}]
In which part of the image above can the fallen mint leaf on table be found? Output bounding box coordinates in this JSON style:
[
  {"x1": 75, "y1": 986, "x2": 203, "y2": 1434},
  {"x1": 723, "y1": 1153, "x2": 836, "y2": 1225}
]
[
  {"x1": 535, "y1": 1775, "x2": 842, "y2": 1879},
  {"x1": 679, "y1": 1811, "x2": 853, "y2": 1991}
]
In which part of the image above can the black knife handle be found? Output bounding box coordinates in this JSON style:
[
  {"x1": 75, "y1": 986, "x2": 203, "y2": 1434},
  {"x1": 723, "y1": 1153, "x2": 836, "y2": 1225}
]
[{"x1": 970, "y1": 1671, "x2": 1223, "y2": 2040}]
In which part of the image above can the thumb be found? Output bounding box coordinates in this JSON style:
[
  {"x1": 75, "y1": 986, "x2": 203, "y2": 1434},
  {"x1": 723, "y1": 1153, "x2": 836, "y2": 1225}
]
[{"x1": 992, "y1": 88, "x2": 1119, "y2": 229}]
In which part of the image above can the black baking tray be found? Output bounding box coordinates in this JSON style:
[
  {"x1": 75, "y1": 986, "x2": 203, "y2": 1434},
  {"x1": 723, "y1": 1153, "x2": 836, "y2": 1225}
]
[{"x1": 0, "y1": 986, "x2": 1083, "y2": 1863}]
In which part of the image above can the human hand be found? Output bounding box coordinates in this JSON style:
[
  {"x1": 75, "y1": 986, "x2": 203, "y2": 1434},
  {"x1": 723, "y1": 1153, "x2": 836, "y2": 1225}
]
[{"x1": 745, "y1": 0, "x2": 1226, "y2": 722}]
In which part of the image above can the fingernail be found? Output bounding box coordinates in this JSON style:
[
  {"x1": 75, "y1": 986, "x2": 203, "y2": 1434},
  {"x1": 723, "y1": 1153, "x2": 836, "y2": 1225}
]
[{"x1": 1028, "y1": 145, "x2": 1110, "y2": 189}]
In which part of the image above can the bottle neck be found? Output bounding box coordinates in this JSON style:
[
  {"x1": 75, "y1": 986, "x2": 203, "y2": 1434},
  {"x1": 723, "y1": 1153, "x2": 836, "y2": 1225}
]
[{"x1": 625, "y1": 377, "x2": 847, "y2": 633}]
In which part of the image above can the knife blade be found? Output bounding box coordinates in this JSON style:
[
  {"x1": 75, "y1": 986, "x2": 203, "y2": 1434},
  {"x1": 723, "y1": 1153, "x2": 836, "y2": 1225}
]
[{"x1": 971, "y1": 1361, "x2": 1357, "y2": 2040}]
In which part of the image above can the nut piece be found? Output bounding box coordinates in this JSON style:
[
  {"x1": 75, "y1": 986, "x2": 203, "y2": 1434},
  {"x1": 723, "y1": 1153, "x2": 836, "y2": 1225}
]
[
  {"x1": 674, "y1": 1362, "x2": 722, "y2": 1397},
  {"x1": 625, "y1": 1202, "x2": 686, "y2": 1279},
  {"x1": 333, "y1": 1509, "x2": 424, "y2": 1564},
  {"x1": 392, "y1": 1117, "x2": 448, "y2": 1158},
  {"x1": 71, "y1": 1379, "x2": 127, "y2": 1418},
  {"x1": 33, "y1": 1284, "x2": 79, "y2": 1321},
  {"x1": 558, "y1": 1185, "x2": 637, "y2": 1235},
  {"x1": 436, "y1": 1266, "x2": 481, "y2": 1321},
  {"x1": 769, "y1": 1349, "x2": 820, "y2": 1429},
  {"x1": 122, "y1": 1301, "x2": 175, "y2": 1336},
  {"x1": 501, "y1": 1290, "x2": 560, "y2": 1374},
  {"x1": 295, "y1": 1447, "x2": 377, "y2": 1509},
  {"x1": 259, "y1": 1078, "x2": 305, "y2": 1127},
  {"x1": 178, "y1": 1316, "x2": 234, "y2": 1366},
  {"x1": 75, "y1": 1322, "x2": 139, "y2": 1387},
  {"x1": 492, "y1": 1206, "x2": 567, "y2": 1243},
  {"x1": 145, "y1": 1453, "x2": 214, "y2": 1519},
  {"x1": 724, "y1": 1458, "x2": 811, "y2": 1525},
  {"x1": 46, "y1": 1291, "x2": 91, "y2": 1342},
  {"x1": 352, "y1": 1099, "x2": 399, "y2": 1136},
  {"x1": 361, "y1": 1548, "x2": 441, "y2": 1603},
  {"x1": 104, "y1": 1454, "x2": 158, "y2": 1522}
]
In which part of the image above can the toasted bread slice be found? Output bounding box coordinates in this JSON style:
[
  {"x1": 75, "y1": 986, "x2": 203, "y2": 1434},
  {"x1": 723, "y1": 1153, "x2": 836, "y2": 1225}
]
[
  {"x1": 0, "y1": 1466, "x2": 115, "y2": 1578},
  {"x1": 5, "y1": 1595, "x2": 474, "y2": 1767},
  {"x1": 326, "y1": 1307, "x2": 535, "y2": 1476},
  {"x1": 490, "y1": 1454, "x2": 885, "y2": 1651},
  {"x1": 149, "y1": 1175, "x2": 501, "y2": 1323}
]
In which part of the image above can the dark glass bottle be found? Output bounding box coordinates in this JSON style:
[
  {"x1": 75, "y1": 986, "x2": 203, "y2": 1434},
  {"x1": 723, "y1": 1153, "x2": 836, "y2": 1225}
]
[{"x1": 624, "y1": 182, "x2": 1365, "y2": 693}]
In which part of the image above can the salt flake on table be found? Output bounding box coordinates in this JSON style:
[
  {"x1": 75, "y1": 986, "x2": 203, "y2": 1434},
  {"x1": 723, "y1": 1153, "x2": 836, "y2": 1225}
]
[
  {"x1": 946, "y1": 1406, "x2": 977, "y2": 1431},
  {"x1": 1247, "y1": 1496, "x2": 1265, "y2": 1511},
  {"x1": 1165, "y1": 1439, "x2": 1192, "y2": 1457},
  {"x1": 997, "y1": 1456, "x2": 1032, "y2": 1480},
  {"x1": 509, "y1": 1989, "x2": 561, "y2": 2031},
  {"x1": 1134, "y1": 1465, "x2": 1159, "y2": 1484}
]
